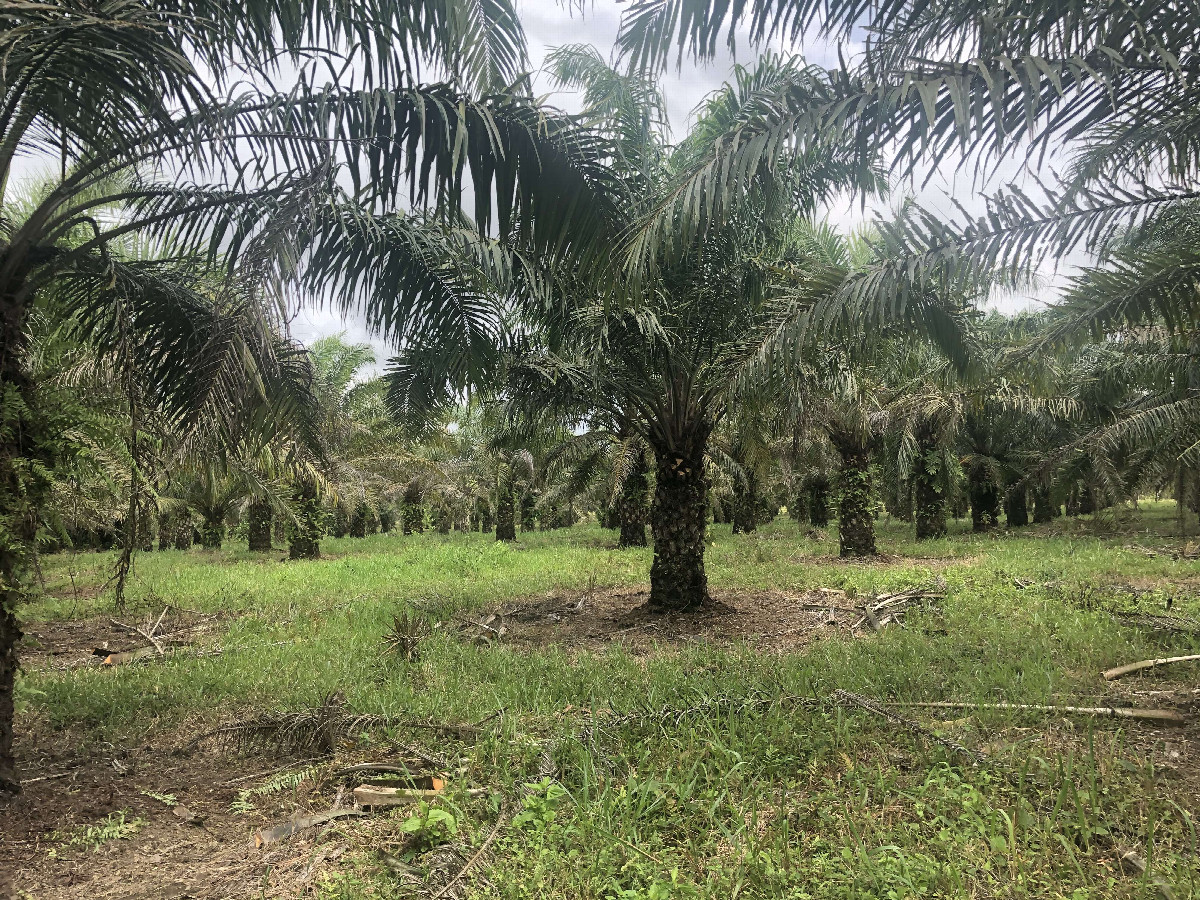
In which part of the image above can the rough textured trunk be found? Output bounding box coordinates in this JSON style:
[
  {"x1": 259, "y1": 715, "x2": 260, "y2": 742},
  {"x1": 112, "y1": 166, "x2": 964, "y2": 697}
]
[
  {"x1": 912, "y1": 447, "x2": 946, "y2": 540},
  {"x1": 520, "y1": 494, "x2": 536, "y2": 532},
  {"x1": 332, "y1": 504, "x2": 350, "y2": 538},
  {"x1": 288, "y1": 479, "x2": 321, "y2": 560},
  {"x1": 731, "y1": 473, "x2": 758, "y2": 535},
  {"x1": 1065, "y1": 487, "x2": 1080, "y2": 517},
  {"x1": 480, "y1": 500, "x2": 494, "y2": 534},
  {"x1": 789, "y1": 492, "x2": 804, "y2": 522},
  {"x1": 0, "y1": 285, "x2": 52, "y2": 792},
  {"x1": 435, "y1": 506, "x2": 452, "y2": 534},
  {"x1": 1079, "y1": 487, "x2": 1096, "y2": 515},
  {"x1": 247, "y1": 499, "x2": 273, "y2": 551},
  {"x1": 402, "y1": 501, "x2": 424, "y2": 534},
  {"x1": 173, "y1": 516, "x2": 194, "y2": 551},
  {"x1": 200, "y1": 514, "x2": 225, "y2": 550},
  {"x1": 158, "y1": 511, "x2": 175, "y2": 551},
  {"x1": 617, "y1": 447, "x2": 649, "y2": 548},
  {"x1": 969, "y1": 469, "x2": 1001, "y2": 532},
  {"x1": 172, "y1": 518, "x2": 193, "y2": 554},
  {"x1": 0, "y1": 597, "x2": 18, "y2": 793},
  {"x1": 1004, "y1": 485, "x2": 1029, "y2": 528},
  {"x1": 349, "y1": 502, "x2": 368, "y2": 538},
  {"x1": 379, "y1": 507, "x2": 395, "y2": 533},
  {"x1": 648, "y1": 428, "x2": 710, "y2": 610},
  {"x1": 837, "y1": 446, "x2": 876, "y2": 557},
  {"x1": 273, "y1": 515, "x2": 287, "y2": 545},
  {"x1": 884, "y1": 481, "x2": 913, "y2": 523},
  {"x1": 495, "y1": 477, "x2": 516, "y2": 541},
  {"x1": 1032, "y1": 485, "x2": 1054, "y2": 523},
  {"x1": 807, "y1": 476, "x2": 831, "y2": 528}
]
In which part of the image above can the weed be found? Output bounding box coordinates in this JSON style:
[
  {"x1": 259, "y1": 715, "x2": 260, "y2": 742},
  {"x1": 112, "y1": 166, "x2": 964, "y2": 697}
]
[
  {"x1": 398, "y1": 801, "x2": 458, "y2": 851},
  {"x1": 383, "y1": 607, "x2": 429, "y2": 661},
  {"x1": 230, "y1": 764, "x2": 322, "y2": 814},
  {"x1": 24, "y1": 503, "x2": 1200, "y2": 898},
  {"x1": 48, "y1": 811, "x2": 146, "y2": 856}
]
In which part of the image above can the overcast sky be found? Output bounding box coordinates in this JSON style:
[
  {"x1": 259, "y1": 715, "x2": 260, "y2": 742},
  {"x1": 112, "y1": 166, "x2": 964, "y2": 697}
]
[{"x1": 285, "y1": 2, "x2": 1074, "y2": 367}]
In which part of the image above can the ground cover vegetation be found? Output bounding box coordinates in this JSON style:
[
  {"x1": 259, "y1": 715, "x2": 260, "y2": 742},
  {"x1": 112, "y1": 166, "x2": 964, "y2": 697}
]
[{"x1": 1, "y1": 0, "x2": 1199, "y2": 897}]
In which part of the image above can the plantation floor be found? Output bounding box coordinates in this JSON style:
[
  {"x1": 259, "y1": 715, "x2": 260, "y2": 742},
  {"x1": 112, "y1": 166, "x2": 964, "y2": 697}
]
[{"x1": 4, "y1": 505, "x2": 1200, "y2": 899}]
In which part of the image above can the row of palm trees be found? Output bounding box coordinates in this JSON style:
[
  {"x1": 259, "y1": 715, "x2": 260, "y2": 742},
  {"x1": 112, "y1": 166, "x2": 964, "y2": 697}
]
[{"x1": 2, "y1": 0, "x2": 1195, "y2": 794}]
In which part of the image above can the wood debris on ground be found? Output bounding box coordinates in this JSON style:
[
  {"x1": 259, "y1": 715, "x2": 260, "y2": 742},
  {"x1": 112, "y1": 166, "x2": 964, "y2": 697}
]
[
  {"x1": 851, "y1": 586, "x2": 945, "y2": 631},
  {"x1": 1103, "y1": 653, "x2": 1200, "y2": 681}
]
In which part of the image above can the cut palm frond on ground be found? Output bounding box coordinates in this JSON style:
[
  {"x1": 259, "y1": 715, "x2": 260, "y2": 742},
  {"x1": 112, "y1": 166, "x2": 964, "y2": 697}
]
[
  {"x1": 1102, "y1": 654, "x2": 1200, "y2": 681},
  {"x1": 892, "y1": 700, "x2": 1186, "y2": 724}
]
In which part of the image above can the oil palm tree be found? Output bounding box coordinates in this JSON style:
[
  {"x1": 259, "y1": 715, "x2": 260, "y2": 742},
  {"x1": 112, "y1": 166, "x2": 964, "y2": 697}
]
[{"x1": 386, "y1": 50, "x2": 977, "y2": 607}]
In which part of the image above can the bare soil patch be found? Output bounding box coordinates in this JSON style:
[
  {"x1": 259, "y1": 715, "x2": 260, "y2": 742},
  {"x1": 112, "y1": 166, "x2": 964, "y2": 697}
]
[
  {"x1": 2, "y1": 733, "x2": 313, "y2": 898},
  {"x1": 454, "y1": 586, "x2": 916, "y2": 654},
  {"x1": 20, "y1": 608, "x2": 225, "y2": 673},
  {"x1": 1, "y1": 725, "x2": 458, "y2": 900}
]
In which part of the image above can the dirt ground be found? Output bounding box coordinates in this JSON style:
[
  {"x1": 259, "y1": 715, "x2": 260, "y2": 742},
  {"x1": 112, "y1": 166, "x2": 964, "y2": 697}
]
[
  {"x1": 3, "y1": 739, "x2": 329, "y2": 899},
  {"x1": 7, "y1": 583, "x2": 1199, "y2": 899},
  {"x1": 0, "y1": 726, "x2": 468, "y2": 900},
  {"x1": 452, "y1": 585, "x2": 921, "y2": 654}
]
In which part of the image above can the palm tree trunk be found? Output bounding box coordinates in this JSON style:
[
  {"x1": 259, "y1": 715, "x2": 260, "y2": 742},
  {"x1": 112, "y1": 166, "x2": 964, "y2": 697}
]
[
  {"x1": 480, "y1": 500, "x2": 494, "y2": 533},
  {"x1": 1032, "y1": 485, "x2": 1054, "y2": 523},
  {"x1": 349, "y1": 502, "x2": 368, "y2": 538},
  {"x1": 288, "y1": 479, "x2": 321, "y2": 560},
  {"x1": 1004, "y1": 485, "x2": 1029, "y2": 528},
  {"x1": 969, "y1": 469, "x2": 1001, "y2": 532},
  {"x1": 0, "y1": 283, "x2": 52, "y2": 792},
  {"x1": 248, "y1": 498, "x2": 273, "y2": 551},
  {"x1": 402, "y1": 497, "x2": 425, "y2": 534},
  {"x1": 807, "y1": 476, "x2": 831, "y2": 528},
  {"x1": 648, "y1": 431, "x2": 710, "y2": 610},
  {"x1": 200, "y1": 513, "x2": 225, "y2": 550},
  {"x1": 174, "y1": 515, "x2": 194, "y2": 550},
  {"x1": 912, "y1": 449, "x2": 946, "y2": 540},
  {"x1": 158, "y1": 510, "x2": 175, "y2": 551},
  {"x1": 1079, "y1": 486, "x2": 1096, "y2": 515},
  {"x1": 731, "y1": 472, "x2": 758, "y2": 535},
  {"x1": 617, "y1": 447, "x2": 649, "y2": 548},
  {"x1": 520, "y1": 493, "x2": 536, "y2": 531},
  {"x1": 332, "y1": 504, "x2": 350, "y2": 538},
  {"x1": 837, "y1": 446, "x2": 876, "y2": 556},
  {"x1": 495, "y1": 475, "x2": 516, "y2": 541}
]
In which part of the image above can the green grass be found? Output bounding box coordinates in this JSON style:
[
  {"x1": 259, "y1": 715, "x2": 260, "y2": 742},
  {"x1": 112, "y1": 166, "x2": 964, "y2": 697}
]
[{"x1": 20, "y1": 503, "x2": 1200, "y2": 899}]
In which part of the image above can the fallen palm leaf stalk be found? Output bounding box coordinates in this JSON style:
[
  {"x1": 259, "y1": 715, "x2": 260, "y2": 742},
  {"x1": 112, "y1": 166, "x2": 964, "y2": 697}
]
[
  {"x1": 892, "y1": 700, "x2": 1186, "y2": 725},
  {"x1": 253, "y1": 808, "x2": 366, "y2": 848},
  {"x1": 832, "y1": 690, "x2": 988, "y2": 765},
  {"x1": 1102, "y1": 654, "x2": 1200, "y2": 681},
  {"x1": 181, "y1": 694, "x2": 485, "y2": 754},
  {"x1": 352, "y1": 778, "x2": 447, "y2": 807},
  {"x1": 851, "y1": 587, "x2": 944, "y2": 631}
]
